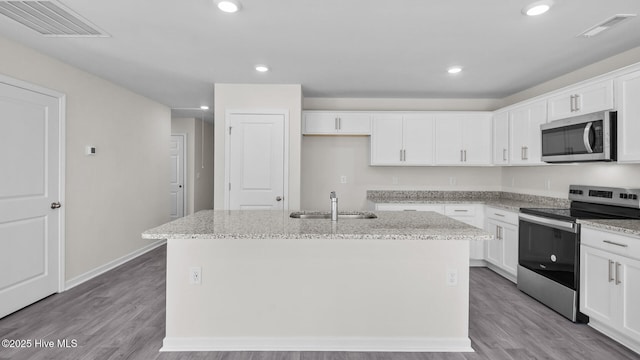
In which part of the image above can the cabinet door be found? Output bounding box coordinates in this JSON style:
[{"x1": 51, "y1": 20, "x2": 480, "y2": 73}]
[
  {"x1": 548, "y1": 79, "x2": 614, "y2": 121},
  {"x1": 304, "y1": 112, "x2": 338, "y2": 134},
  {"x1": 615, "y1": 70, "x2": 640, "y2": 162},
  {"x1": 501, "y1": 223, "x2": 518, "y2": 276},
  {"x1": 461, "y1": 114, "x2": 492, "y2": 165},
  {"x1": 336, "y1": 113, "x2": 371, "y2": 134},
  {"x1": 580, "y1": 245, "x2": 616, "y2": 325},
  {"x1": 485, "y1": 219, "x2": 503, "y2": 267},
  {"x1": 509, "y1": 100, "x2": 546, "y2": 165},
  {"x1": 493, "y1": 111, "x2": 509, "y2": 165},
  {"x1": 621, "y1": 256, "x2": 640, "y2": 341},
  {"x1": 403, "y1": 114, "x2": 435, "y2": 165},
  {"x1": 434, "y1": 115, "x2": 463, "y2": 165},
  {"x1": 370, "y1": 115, "x2": 403, "y2": 165}
]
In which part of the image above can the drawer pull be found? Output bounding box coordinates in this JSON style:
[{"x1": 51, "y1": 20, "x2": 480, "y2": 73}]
[
  {"x1": 494, "y1": 213, "x2": 505, "y2": 217},
  {"x1": 454, "y1": 209, "x2": 468, "y2": 212},
  {"x1": 603, "y1": 240, "x2": 628, "y2": 248},
  {"x1": 403, "y1": 209, "x2": 417, "y2": 211},
  {"x1": 609, "y1": 260, "x2": 614, "y2": 282}
]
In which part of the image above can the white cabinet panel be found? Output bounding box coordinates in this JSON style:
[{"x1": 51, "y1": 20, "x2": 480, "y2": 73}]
[
  {"x1": 509, "y1": 100, "x2": 547, "y2": 165},
  {"x1": 615, "y1": 70, "x2": 640, "y2": 162},
  {"x1": 434, "y1": 113, "x2": 492, "y2": 165},
  {"x1": 493, "y1": 110, "x2": 510, "y2": 165},
  {"x1": 547, "y1": 79, "x2": 614, "y2": 121},
  {"x1": 370, "y1": 113, "x2": 434, "y2": 166},
  {"x1": 303, "y1": 112, "x2": 371, "y2": 135},
  {"x1": 485, "y1": 206, "x2": 519, "y2": 282},
  {"x1": 581, "y1": 245, "x2": 616, "y2": 323}
]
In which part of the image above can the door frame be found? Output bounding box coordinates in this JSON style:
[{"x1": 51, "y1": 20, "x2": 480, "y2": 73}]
[
  {"x1": 0, "y1": 73, "x2": 66, "y2": 293},
  {"x1": 223, "y1": 109, "x2": 289, "y2": 210},
  {"x1": 170, "y1": 133, "x2": 187, "y2": 218}
]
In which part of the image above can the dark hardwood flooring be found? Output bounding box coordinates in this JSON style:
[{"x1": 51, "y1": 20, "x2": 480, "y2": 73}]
[{"x1": 1, "y1": 245, "x2": 638, "y2": 360}]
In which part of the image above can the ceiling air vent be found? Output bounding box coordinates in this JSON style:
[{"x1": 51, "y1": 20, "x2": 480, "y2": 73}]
[
  {"x1": 0, "y1": 0, "x2": 109, "y2": 37},
  {"x1": 578, "y1": 14, "x2": 637, "y2": 38}
]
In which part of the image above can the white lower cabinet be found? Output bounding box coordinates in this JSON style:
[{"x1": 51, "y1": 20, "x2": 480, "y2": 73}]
[
  {"x1": 484, "y1": 207, "x2": 519, "y2": 283},
  {"x1": 580, "y1": 227, "x2": 640, "y2": 354}
]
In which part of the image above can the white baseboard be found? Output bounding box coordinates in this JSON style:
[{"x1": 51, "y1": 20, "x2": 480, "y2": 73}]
[
  {"x1": 588, "y1": 320, "x2": 640, "y2": 355},
  {"x1": 485, "y1": 263, "x2": 517, "y2": 284},
  {"x1": 161, "y1": 336, "x2": 474, "y2": 352},
  {"x1": 64, "y1": 240, "x2": 166, "y2": 291}
]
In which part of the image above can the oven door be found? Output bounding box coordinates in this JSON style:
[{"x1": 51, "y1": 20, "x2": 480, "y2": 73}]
[{"x1": 518, "y1": 213, "x2": 579, "y2": 290}]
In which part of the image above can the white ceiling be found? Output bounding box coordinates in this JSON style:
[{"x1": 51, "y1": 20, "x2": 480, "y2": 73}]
[{"x1": 1, "y1": 0, "x2": 640, "y2": 120}]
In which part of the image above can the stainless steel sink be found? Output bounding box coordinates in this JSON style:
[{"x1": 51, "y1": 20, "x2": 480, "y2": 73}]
[{"x1": 290, "y1": 211, "x2": 377, "y2": 219}]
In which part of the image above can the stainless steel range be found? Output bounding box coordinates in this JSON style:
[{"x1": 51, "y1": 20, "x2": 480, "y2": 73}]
[{"x1": 518, "y1": 185, "x2": 640, "y2": 322}]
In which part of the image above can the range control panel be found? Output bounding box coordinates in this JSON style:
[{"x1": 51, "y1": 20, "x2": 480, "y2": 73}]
[{"x1": 569, "y1": 185, "x2": 640, "y2": 208}]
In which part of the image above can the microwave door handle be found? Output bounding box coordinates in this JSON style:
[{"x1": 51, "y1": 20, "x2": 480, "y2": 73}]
[{"x1": 583, "y1": 122, "x2": 594, "y2": 153}]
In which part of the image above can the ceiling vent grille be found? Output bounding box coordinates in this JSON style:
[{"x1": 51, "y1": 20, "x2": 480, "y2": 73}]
[
  {"x1": 0, "y1": 0, "x2": 109, "y2": 37},
  {"x1": 578, "y1": 14, "x2": 637, "y2": 38}
]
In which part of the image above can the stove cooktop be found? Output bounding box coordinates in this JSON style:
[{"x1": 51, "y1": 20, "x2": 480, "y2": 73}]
[{"x1": 519, "y1": 207, "x2": 634, "y2": 222}]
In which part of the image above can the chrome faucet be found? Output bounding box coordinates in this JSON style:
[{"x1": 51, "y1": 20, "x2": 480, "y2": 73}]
[{"x1": 330, "y1": 191, "x2": 338, "y2": 221}]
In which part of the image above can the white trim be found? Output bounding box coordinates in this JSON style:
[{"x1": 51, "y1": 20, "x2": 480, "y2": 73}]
[
  {"x1": 171, "y1": 133, "x2": 188, "y2": 217},
  {"x1": 64, "y1": 240, "x2": 166, "y2": 291},
  {"x1": 588, "y1": 320, "x2": 640, "y2": 355},
  {"x1": 0, "y1": 73, "x2": 67, "y2": 294},
  {"x1": 161, "y1": 336, "x2": 473, "y2": 353},
  {"x1": 223, "y1": 109, "x2": 290, "y2": 210}
]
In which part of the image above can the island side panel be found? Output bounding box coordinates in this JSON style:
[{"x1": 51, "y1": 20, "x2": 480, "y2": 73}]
[{"x1": 164, "y1": 237, "x2": 470, "y2": 352}]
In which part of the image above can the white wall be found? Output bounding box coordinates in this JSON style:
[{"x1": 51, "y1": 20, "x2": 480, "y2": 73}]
[
  {"x1": 0, "y1": 35, "x2": 170, "y2": 281},
  {"x1": 502, "y1": 163, "x2": 640, "y2": 199},
  {"x1": 213, "y1": 84, "x2": 302, "y2": 210}
]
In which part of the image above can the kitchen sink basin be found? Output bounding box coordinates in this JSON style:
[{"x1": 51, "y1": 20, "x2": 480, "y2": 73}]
[{"x1": 289, "y1": 211, "x2": 377, "y2": 219}]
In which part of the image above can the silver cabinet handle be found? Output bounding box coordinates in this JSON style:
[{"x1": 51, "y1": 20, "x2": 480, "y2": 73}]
[
  {"x1": 335, "y1": 117, "x2": 338, "y2": 130},
  {"x1": 523, "y1": 146, "x2": 528, "y2": 160},
  {"x1": 521, "y1": 146, "x2": 525, "y2": 160},
  {"x1": 503, "y1": 148, "x2": 507, "y2": 162},
  {"x1": 460, "y1": 150, "x2": 464, "y2": 162},
  {"x1": 464, "y1": 150, "x2": 467, "y2": 162},
  {"x1": 494, "y1": 213, "x2": 505, "y2": 217},
  {"x1": 603, "y1": 240, "x2": 628, "y2": 248},
  {"x1": 454, "y1": 209, "x2": 468, "y2": 212},
  {"x1": 403, "y1": 149, "x2": 406, "y2": 162},
  {"x1": 609, "y1": 260, "x2": 615, "y2": 282},
  {"x1": 400, "y1": 149, "x2": 403, "y2": 161},
  {"x1": 575, "y1": 94, "x2": 580, "y2": 112},
  {"x1": 338, "y1": 117, "x2": 341, "y2": 130},
  {"x1": 616, "y1": 262, "x2": 621, "y2": 285},
  {"x1": 570, "y1": 95, "x2": 575, "y2": 112}
]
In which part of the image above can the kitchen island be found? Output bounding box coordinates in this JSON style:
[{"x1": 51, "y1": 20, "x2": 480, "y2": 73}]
[{"x1": 142, "y1": 210, "x2": 492, "y2": 353}]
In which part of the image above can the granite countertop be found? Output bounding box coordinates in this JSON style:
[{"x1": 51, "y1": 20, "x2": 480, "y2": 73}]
[
  {"x1": 142, "y1": 210, "x2": 493, "y2": 241},
  {"x1": 578, "y1": 219, "x2": 640, "y2": 237},
  {"x1": 367, "y1": 190, "x2": 570, "y2": 212}
]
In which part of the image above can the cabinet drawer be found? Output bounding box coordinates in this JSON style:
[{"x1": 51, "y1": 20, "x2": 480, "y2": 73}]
[
  {"x1": 375, "y1": 203, "x2": 444, "y2": 213},
  {"x1": 581, "y1": 226, "x2": 640, "y2": 260},
  {"x1": 485, "y1": 206, "x2": 518, "y2": 225},
  {"x1": 444, "y1": 205, "x2": 476, "y2": 217}
]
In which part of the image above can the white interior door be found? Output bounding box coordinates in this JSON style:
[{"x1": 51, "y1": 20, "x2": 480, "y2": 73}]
[
  {"x1": 0, "y1": 80, "x2": 62, "y2": 319},
  {"x1": 227, "y1": 113, "x2": 286, "y2": 210},
  {"x1": 170, "y1": 134, "x2": 185, "y2": 220}
]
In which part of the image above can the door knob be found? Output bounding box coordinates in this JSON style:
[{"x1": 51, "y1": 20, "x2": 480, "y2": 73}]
[
  {"x1": 276, "y1": 196, "x2": 282, "y2": 201},
  {"x1": 179, "y1": 185, "x2": 183, "y2": 188},
  {"x1": 51, "y1": 202, "x2": 62, "y2": 209}
]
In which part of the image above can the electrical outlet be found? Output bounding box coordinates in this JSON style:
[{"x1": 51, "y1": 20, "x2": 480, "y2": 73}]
[
  {"x1": 340, "y1": 175, "x2": 347, "y2": 184},
  {"x1": 392, "y1": 176, "x2": 399, "y2": 185},
  {"x1": 545, "y1": 179, "x2": 551, "y2": 190},
  {"x1": 449, "y1": 177, "x2": 457, "y2": 185},
  {"x1": 189, "y1": 267, "x2": 202, "y2": 285},
  {"x1": 446, "y1": 268, "x2": 458, "y2": 286}
]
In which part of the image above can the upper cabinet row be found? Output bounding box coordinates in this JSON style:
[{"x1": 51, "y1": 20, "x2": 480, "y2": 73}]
[{"x1": 302, "y1": 64, "x2": 640, "y2": 165}]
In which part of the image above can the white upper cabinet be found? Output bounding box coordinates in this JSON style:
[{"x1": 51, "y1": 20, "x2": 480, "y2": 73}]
[
  {"x1": 493, "y1": 110, "x2": 510, "y2": 165},
  {"x1": 615, "y1": 69, "x2": 640, "y2": 162},
  {"x1": 370, "y1": 113, "x2": 435, "y2": 166},
  {"x1": 547, "y1": 79, "x2": 614, "y2": 121},
  {"x1": 509, "y1": 100, "x2": 547, "y2": 165},
  {"x1": 434, "y1": 113, "x2": 492, "y2": 165},
  {"x1": 303, "y1": 111, "x2": 371, "y2": 135}
]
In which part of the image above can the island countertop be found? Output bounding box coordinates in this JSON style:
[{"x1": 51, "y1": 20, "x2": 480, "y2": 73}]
[{"x1": 142, "y1": 209, "x2": 493, "y2": 240}]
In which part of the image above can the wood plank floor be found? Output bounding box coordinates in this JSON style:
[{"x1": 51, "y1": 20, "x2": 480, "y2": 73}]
[{"x1": 1, "y1": 245, "x2": 638, "y2": 360}]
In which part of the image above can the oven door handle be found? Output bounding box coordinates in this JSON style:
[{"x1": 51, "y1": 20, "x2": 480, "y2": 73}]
[{"x1": 519, "y1": 213, "x2": 578, "y2": 233}]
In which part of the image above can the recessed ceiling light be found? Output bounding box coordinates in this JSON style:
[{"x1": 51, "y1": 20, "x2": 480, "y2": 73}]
[
  {"x1": 200, "y1": 106, "x2": 209, "y2": 110},
  {"x1": 216, "y1": 0, "x2": 241, "y2": 13},
  {"x1": 448, "y1": 66, "x2": 462, "y2": 74},
  {"x1": 255, "y1": 65, "x2": 269, "y2": 72},
  {"x1": 522, "y1": 0, "x2": 553, "y2": 16}
]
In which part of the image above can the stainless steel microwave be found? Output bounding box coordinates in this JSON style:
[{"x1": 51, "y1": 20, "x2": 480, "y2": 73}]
[{"x1": 541, "y1": 111, "x2": 616, "y2": 163}]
